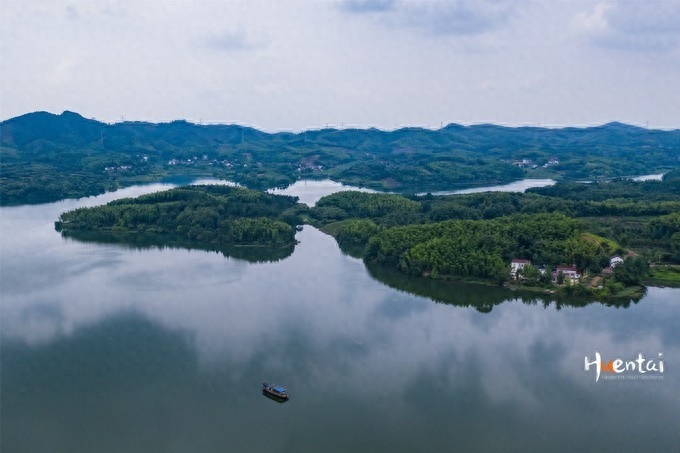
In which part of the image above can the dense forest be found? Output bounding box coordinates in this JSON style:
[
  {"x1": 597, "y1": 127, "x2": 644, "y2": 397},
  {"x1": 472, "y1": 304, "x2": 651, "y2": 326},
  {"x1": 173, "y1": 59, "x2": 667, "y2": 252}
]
[
  {"x1": 56, "y1": 185, "x2": 307, "y2": 248},
  {"x1": 311, "y1": 172, "x2": 680, "y2": 261},
  {"x1": 2, "y1": 110, "x2": 678, "y2": 205},
  {"x1": 310, "y1": 173, "x2": 680, "y2": 295}
]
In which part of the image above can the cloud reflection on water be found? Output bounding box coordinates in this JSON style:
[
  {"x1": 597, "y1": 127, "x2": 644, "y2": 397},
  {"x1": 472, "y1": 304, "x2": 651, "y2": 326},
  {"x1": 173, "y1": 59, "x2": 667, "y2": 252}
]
[{"x1": 2, "y1": 183, "x2": 679, "y2": 451}]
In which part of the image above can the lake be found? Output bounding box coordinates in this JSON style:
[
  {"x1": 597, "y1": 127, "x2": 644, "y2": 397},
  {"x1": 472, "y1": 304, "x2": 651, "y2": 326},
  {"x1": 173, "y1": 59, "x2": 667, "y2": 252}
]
[
  {"x1": 419, "y1": 178, "x2": 556, "y2": 196},
  {"x1": 1, "y1": 182, "x2": 679, "y2": 452},
  {"x1": 631, "y1": 173, "x2": 665, "y2": 182},
  {"x1": 268, "y1": 179, "x2": 378, "y2": 206},
  {"x1": 269, "y1": 178, "x2": 557, "y2": 205}
]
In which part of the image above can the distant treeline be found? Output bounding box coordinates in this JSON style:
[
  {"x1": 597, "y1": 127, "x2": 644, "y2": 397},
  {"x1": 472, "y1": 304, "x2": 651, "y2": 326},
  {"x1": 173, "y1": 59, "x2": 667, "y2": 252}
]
[
  {"x1": 56, "y1": 185, "x2": 307, "y2": 248},
  {"x1": 314, "y1": 170, "x2": 680, "y2": 226},
  {"x1": 2, "y1": 110, "x2": 678, "y2": 205}
]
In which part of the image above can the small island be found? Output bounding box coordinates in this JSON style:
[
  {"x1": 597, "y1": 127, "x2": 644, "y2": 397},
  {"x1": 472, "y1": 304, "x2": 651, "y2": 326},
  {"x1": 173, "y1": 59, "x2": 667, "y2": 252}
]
[{"x1": 55, "y1": 185, "x2": 308, "y2": 253}]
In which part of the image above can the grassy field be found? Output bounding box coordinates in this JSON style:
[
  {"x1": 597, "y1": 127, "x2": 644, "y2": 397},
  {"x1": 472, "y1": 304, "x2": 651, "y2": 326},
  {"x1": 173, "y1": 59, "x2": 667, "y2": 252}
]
[
  {"x1": 644, "y1": 265, "x2": 680, "y2": 288},
  {"x1": 318, "y1": 220, "x2": 354, "y2": 236},
  {"x1": 580, "y1": 232, "x2": 620, "y2": 252}
]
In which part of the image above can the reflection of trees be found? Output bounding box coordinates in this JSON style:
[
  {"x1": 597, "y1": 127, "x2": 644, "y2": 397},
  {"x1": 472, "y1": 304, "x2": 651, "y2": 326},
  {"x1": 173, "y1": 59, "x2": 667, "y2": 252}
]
[
  {"x1": 365, "y1": 262, "x2": 640, "y2": 312},
  {"x1": 60, "y1": 230, "x2": 295, "y2": 263},
  {"x1": 366, "y1": 262, "x2": 514, "y2": 311}
]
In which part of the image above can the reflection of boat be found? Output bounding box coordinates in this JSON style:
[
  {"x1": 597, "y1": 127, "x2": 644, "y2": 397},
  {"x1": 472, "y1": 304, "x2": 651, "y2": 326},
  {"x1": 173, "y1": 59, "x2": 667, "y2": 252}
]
[{"x1": 262, "y1": 382, "x2": 289, "y2": 400}]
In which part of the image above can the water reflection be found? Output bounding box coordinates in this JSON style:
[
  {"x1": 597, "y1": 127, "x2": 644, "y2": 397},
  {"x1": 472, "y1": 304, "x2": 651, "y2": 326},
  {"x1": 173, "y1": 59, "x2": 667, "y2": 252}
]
[
  {"x1": 365, "y1": 262, "x2": 644, "y2": 311},
  {"x1": 631, "y1": 173, "x2": 664, "y2": 181},
  {"x1": 270, "y1": 178, "x2": 557, "y2": 205},
  {"x1": 3, "y1": 280, "x2": 678, "y2": 452},
  {"x1": 59, "y1": 229, "x2": 295, "y2": 263},
  {"x1": 2, "y1": 183, "x2": 680, "y2": 452},
  {"x1": 420, "y1": 178, "x2": 556, "y2": 196},
  {"x1": 268, "y1": 179, "x2": 378, "y2": 206}
]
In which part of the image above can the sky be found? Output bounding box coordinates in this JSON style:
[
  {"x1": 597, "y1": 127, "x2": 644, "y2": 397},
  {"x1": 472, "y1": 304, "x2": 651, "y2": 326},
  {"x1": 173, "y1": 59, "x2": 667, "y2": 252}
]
[{"x1": 1, "y1": 0, "x2": 679, "y2": 131}]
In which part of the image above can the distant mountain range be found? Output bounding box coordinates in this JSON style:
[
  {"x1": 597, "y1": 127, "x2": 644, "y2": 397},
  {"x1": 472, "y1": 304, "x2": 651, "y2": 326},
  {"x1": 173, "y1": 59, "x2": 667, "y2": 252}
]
[
  {"x1": 2, "y1": 111, "x2": 677, "y2": 152},
  {"x1": 1, "y1": 111, "x2": 679, "y2": 205}
]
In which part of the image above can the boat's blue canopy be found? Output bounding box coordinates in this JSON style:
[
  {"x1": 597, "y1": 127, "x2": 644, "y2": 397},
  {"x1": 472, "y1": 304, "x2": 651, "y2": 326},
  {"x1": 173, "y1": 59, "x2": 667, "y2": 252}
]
[{"x1": 274, "y1": 386, "x2": 287, "y2": 392}]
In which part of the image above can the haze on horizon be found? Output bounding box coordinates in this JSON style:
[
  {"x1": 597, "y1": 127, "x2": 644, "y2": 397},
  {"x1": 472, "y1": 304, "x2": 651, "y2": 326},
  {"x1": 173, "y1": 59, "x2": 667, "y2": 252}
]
[{"x1": 1, "y1": 0, "x2": 679, "y2": 132}]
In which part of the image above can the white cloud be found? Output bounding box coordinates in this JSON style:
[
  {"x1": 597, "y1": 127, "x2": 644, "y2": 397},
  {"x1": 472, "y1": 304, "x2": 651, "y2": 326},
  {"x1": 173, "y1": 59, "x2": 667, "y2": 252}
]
[
  {"x1": 340, "y1": 0, "x2": 396, "y2": 13},
  {"x1": 0, "y1": 1, "x2": 678, "y2": 129},
  {"x1": 573, "y1": 2, "x2": 611, "y2": 34},
  {"x1": 205, "y1": 28, "x2": 270, "y2": 52},
  {"x1": 574, "y1": 1, "x2": 680, "y2": 51},
  {"x1": 340, "y1": 0, "x2": 517, "y2": 36},
  {"x1": 400, "y1": 1, "x2": 517, "y2": 36}
]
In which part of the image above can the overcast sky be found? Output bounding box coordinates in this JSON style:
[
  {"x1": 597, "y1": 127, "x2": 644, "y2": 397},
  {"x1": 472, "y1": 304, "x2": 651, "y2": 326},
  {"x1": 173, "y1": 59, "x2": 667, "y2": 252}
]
[{"x1": 1, "y1": 0, "x2": 679, "y2": 131}]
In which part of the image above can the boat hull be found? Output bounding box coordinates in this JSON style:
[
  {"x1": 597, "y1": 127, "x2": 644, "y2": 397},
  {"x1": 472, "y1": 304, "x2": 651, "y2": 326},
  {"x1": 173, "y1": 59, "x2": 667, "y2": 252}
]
[
  {"x1": 262, "y1": 390, "x2": 289, "y2": 403},
  {"x1": 262, "y1": 383, "x2": 289, "y2": 401}
]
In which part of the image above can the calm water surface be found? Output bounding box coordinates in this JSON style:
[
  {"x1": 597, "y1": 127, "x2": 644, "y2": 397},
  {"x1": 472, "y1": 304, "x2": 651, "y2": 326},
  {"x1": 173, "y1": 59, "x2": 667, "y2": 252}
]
[
  {"x1": 1, "y1": 183, "x2": 679, "y2": 452},
  {"x1": 269, "y1": 178, "x2": 557, "y2": 204},
  {"x1": 422, "y1": 178, "x2": 556, "y2": 196},
  {"x1": 268, "y1": 179, "x2": 378, "y2": 206},
  {"x1": 631, "y1": 173, "x2": 665, "y2": 181}
]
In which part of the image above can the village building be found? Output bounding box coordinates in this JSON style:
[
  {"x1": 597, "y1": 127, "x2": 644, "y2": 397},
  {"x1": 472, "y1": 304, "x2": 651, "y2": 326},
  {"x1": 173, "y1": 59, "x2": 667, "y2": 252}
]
[
  {"x1": 510, "y1": 259, "x2": 531, "y2": 279},
  {"x1": 553, "y1": 265, "x2": 581, "y2": 283},
  {"x1": 610, "y1": 256, "x2": 624, "y2": 268}
]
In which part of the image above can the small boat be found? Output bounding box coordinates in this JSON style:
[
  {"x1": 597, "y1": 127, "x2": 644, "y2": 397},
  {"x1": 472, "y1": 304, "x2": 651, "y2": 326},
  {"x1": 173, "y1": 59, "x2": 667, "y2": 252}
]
[
  {"x1": 262, "y1": 390, "x2": 288, "y2": 403},
  {"x1": 262, "y1": 382, "x2": 289, "y2": 400},
  {"x1": 295, "y1": 225, "x2": 304, "y2": 232}
]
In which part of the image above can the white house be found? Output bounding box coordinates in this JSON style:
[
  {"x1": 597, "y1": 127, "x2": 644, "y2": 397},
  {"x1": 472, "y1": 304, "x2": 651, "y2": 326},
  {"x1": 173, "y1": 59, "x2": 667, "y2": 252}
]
[
  {"x1": 510, "y1": 259, "x2": 531, "y2": 279},
  {"x1": 610, "y1": 256, "x2": 624, "y2": 268},
  {"x1": 554, "y1": 265, "x2": 581, "y2": 283}
]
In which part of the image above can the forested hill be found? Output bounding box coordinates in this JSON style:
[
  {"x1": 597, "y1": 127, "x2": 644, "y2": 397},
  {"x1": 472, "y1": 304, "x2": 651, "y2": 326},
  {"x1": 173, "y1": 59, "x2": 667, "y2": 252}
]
[
  {"x1": 2, "y1": 110, "x2": 679, "y2": 205},
  {"x1": 55, "y1": 185, "x2": 307, "y2": 250},
  {"x1": 3, "y1": 111, "x2": 677, "y2": 153},
  {"x1": 309, "y1": 174, "x2": 680, "y2": 295}
]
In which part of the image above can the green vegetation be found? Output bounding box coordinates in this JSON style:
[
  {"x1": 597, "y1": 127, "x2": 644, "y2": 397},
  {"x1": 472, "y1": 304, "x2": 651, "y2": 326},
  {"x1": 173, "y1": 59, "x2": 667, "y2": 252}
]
[
  {"x1": 309, "y1": 175, "x2": 680, "y2": 298},
  {"x1": 45, "y1": 165, "x2": 680, "y2": 297},
  {"x1": 365, "y1": 262, "x2": 642, "y2": 312},
  {"x1": 2, "y1": 111, "x2": 678, "y2": 205},
  {"x1": 5, "y1": 111, "x2": 678, "y2": 298},
  {"x1": 363, "y1": 213, "x2": 586, "y2": 283},
  {"x1": 56, "y1": 185, "x2": 308, "y2": 250},
  {"x1": 644, "y1": 266, "x2": 680, "y2": 287},
  {"x1": 612, "y1": 256, "x2": 650, "y2": 286}
]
